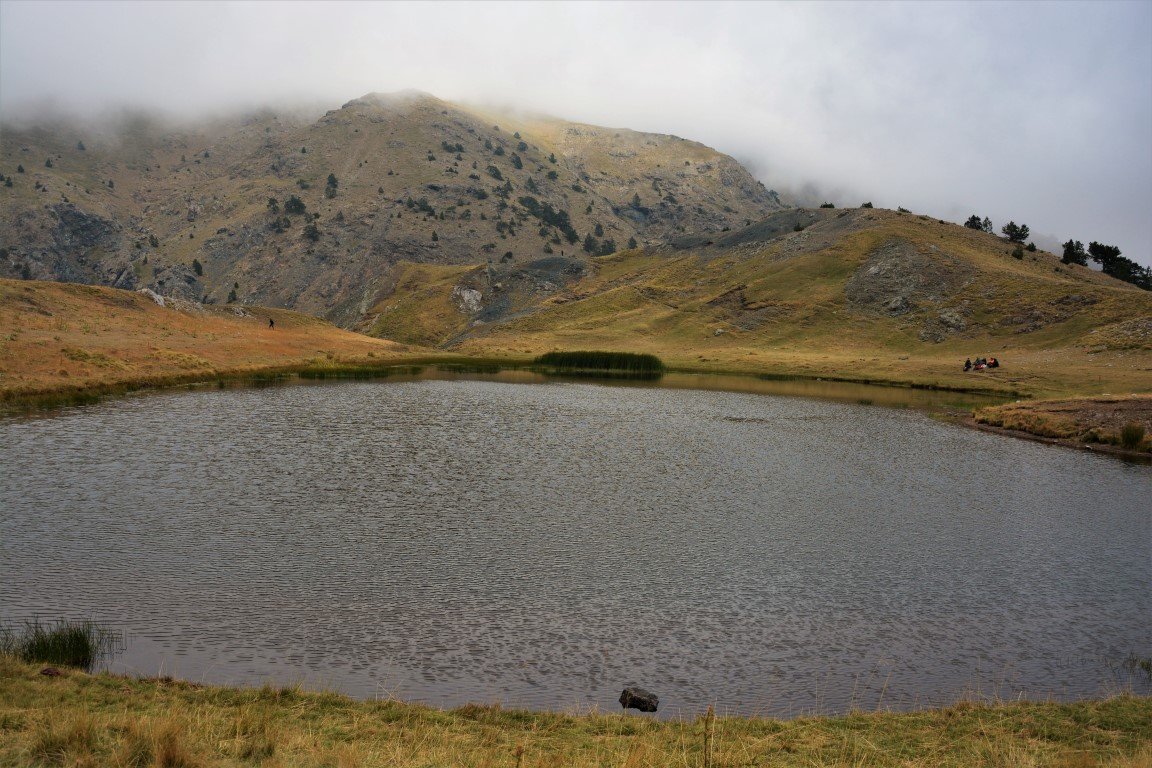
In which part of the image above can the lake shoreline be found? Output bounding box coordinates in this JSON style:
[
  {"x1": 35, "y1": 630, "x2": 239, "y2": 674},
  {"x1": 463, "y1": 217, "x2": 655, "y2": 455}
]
[
  {"x1": 969, "y1": 395, "x2": 1152, "y2": 458},
  {"x1": 966, "y1": 418, "x2": 1152, "y2": 461},
  {"x1": 2, "y1": 656, "x2": 1149, "y2": 766},
  {"x1": 0, "y1": 356, "x2": 1018, "y2": 410},
  {"x1": 10, "y1": 354, "x2": 1151, "y2": 462}
]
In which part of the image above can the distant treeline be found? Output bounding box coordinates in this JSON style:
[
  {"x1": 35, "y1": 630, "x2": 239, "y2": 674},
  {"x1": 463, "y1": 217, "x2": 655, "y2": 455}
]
[{"x1": 534, "y1": 351, "x2": 665, "y2": 372}]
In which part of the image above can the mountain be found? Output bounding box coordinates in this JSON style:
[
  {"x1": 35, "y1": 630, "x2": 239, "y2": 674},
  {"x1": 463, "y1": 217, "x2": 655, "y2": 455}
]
[
  {"x1": 368, "y1": 206, "x2": 1152, "y2": 397},
  {"x1": 0, "y1": 91, "x2": 784, "y2": 326}
]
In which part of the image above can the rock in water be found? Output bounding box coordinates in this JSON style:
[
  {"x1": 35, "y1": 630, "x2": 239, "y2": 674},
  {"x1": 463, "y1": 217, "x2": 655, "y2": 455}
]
[{"x1": 619, "y1": 686, "x2": 659, "y2": 712}]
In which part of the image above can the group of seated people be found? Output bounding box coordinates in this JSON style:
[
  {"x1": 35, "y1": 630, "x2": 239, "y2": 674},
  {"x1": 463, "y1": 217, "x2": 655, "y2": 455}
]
[{"x1": 964, "y1": 357, "x2": 999, "y2": 371}]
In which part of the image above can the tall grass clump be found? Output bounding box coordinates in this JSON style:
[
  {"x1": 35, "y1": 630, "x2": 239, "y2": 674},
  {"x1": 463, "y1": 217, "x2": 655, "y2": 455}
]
[
  {"x1": 0, "y1": 619, "x2": 119, "y2": 671},
  {"x1": 534, "y1": 351, "x2": 665, "y2": 374},
  {"x1": 1120, "y1": 421, "x2": 1146, "y2": 450}
]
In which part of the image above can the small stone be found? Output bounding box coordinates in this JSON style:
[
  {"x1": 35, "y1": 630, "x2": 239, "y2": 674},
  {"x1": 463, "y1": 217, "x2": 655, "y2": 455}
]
[{"x1": 619, "y1": 686, "x2": 659, "y2": 712}]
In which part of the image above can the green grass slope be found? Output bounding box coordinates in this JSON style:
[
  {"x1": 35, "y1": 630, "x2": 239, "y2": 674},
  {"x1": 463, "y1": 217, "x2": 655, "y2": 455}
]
[{"x1": 371, "y1": 207, "x2": 1152, "y2": 397}]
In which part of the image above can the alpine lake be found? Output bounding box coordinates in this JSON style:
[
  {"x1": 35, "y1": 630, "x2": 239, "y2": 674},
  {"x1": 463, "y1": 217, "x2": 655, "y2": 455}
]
[{"x1": 2, "y1": 367, "x2": 1149, "y2": 719}]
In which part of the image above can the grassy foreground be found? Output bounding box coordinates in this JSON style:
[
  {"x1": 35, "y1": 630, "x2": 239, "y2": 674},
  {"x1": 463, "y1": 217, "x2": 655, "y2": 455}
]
[{"x1": 2, "y1": 657, "x2": 1150, "y2": 768}]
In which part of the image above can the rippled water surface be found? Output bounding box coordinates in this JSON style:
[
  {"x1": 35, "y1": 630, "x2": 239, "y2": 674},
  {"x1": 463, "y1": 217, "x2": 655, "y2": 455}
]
[{"x1": 2, "y1": 377, "x2": 1149, "y2": 718}]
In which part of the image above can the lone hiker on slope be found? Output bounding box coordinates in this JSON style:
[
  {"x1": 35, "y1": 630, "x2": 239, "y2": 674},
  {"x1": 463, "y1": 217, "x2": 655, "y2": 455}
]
[{"x1": 268, "y1": 317, "x2": 275, "y2": 329}]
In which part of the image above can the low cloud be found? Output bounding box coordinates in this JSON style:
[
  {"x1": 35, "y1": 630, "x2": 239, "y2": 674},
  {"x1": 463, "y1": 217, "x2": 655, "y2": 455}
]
[{"x1": 2, "y1": 0, "x2": 1149, "y2": 264}]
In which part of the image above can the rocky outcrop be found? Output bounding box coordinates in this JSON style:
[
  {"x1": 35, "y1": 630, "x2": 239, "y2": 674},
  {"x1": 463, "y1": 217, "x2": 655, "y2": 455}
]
[
  {"x1": 451, "y1": 285, "x2": 483, "y2": 314},
  {"x1": 846, "y1": 239, "x2": 975, "y2": 342}
]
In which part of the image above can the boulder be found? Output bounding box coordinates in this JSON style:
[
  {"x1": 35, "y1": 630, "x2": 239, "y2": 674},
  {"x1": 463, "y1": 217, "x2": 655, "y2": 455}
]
[{"x1": 619, "y1": 686, "x2": 659, "y2": 712}]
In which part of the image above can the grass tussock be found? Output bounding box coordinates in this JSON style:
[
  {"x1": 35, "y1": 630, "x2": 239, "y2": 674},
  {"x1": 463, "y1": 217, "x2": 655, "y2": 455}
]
[
  {"x1": 30, "y1": 712, "x2": 98, "y2": 766},
  {"x1": 1, "y1": 655, "x2": 1149, "y2": 767},
  {"x1": 1121, "y1": 421, "x2": 1147, "y2": 450},
  {"x1": 0, "y1": 619, "x2": 119, "y2": 671}
]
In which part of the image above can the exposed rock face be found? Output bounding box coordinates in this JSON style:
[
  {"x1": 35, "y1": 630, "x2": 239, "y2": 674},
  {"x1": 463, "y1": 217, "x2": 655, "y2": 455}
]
[
  {"x1": 147, "y1": 263, "x2": 201, "y2": 302},
  {"x1": 451, "y1": 285, "x2": 483, "y2": 314},
  {"x1": 51, "y1": 203, "x2": 121, "y2": 255},
  {"x1": 619, "y1": 687, "x2": 659, "y2": 712}
]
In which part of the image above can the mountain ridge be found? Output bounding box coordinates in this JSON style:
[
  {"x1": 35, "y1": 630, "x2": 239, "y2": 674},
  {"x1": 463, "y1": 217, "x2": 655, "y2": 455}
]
[{"x1": 0, "y1": 91, "x2": 785, "y2": 326}]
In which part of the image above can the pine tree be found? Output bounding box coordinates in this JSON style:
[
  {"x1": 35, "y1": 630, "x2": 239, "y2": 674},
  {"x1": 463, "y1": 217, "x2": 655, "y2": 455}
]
[{"x1": 1001, "y1": 221, "x2": 1029, "y2": 243}]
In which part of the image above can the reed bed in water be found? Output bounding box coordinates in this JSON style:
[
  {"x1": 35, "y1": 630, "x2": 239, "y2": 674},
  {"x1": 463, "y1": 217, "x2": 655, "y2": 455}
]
[
  {"x1": 0, "y1": 620, "x2": 119, "y2": 671},
  {"x1": 1, "y1": 654, "x2": 1149, "y2": 767},
  {"x1": 534, "y1": 351, "x2": 665, "y2": 373}
]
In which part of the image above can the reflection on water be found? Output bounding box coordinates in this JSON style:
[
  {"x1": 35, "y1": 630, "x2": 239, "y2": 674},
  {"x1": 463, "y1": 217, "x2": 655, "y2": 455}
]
[
  {"x1": 0, "y1": 377, "x2": 1148, "y2": 719},
  {"x1": 290, "y1": 365, "x2": 1012, "y2": 412}
]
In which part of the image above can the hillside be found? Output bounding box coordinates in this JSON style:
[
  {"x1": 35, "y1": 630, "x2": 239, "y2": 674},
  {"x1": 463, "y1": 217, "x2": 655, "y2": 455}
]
[
  {"x1": 0, "y1": 279, "x2": 423, "y2": 404},
  {"x1": 368, "y1": 206, "x2": 1152, "y2": 398},
  {"x1": 0, "y1": 91, "x2": 784, "y2": 327}
]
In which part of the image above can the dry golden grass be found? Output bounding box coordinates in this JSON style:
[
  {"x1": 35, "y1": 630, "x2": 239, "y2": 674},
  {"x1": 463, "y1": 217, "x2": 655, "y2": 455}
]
[
  {"x1": 2, "y1": 656, "x2": 1150, "y2": 768},
  {"x1": 0, "y1": 278, "x2": 433, "y2": 405},
  {"x1": 975, "y1": 395, "x2": 1152, "y2": 452}
]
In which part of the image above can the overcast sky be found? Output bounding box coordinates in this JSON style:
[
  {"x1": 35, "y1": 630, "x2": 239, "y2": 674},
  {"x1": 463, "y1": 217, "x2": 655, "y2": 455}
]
[{"x1": 2, "y1": 0, "x2": 1150, "y2": 265}]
